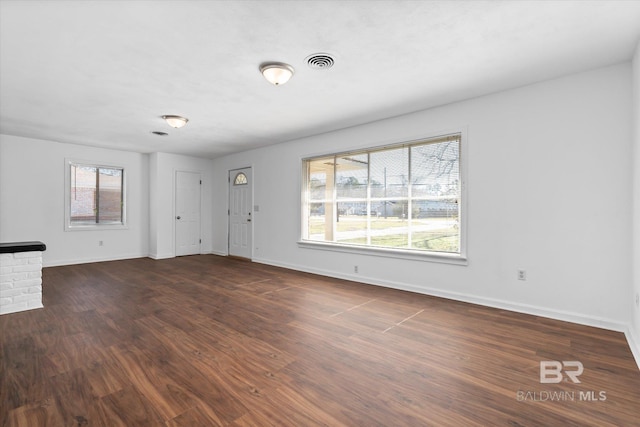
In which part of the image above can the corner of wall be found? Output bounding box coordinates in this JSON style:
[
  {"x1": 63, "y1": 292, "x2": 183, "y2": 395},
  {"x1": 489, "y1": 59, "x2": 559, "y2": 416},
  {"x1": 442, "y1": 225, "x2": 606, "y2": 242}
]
[
  {"x1": 630, "y1": 38, "x2": 640, "y2": 370},
  {"x1": 628, "y1": 324, "x2": 640, "y2": 371},
  {"x1": 148, "y1": 153, "x2": 159, "y2": 257}
]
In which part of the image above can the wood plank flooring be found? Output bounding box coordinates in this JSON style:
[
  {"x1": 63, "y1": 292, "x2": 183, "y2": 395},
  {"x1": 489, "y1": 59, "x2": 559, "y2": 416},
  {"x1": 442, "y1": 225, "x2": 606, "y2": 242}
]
[{"x1": 1, "y1": 255, "x2": 639, "y2": 426}]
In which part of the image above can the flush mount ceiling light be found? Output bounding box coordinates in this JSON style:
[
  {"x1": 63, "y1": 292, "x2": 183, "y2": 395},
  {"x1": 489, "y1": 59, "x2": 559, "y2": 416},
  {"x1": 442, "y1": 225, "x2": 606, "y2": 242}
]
[
  {"x1": 162, "y1": 115, "x2": 189, "y2": 128},
  {"x1": 260, "y1": 62, "x2": 294, "y2": 85}
]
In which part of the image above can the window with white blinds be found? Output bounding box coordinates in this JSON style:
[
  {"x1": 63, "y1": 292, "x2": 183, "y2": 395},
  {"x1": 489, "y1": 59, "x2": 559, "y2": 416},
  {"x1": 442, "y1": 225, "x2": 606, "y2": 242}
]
[{"x1": 301, "y1": 133, "x2": 465, "y2": 259}]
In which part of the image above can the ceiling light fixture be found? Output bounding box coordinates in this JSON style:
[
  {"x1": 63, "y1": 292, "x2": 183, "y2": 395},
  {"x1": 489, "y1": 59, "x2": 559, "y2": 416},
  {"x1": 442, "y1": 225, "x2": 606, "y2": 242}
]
[
  {"x1": 162, "y1": 115, "x2": 189, "y2": 128},
  {"x1": 260, "y1": 62, "x2": 294, "y2": 85}
]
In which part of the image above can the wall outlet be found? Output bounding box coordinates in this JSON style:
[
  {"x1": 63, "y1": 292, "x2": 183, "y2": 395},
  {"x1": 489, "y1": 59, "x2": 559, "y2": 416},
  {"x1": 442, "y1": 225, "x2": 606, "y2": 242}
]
[
  {"x1": 98, "y1": 241, "x2": 104, "y2": 246},
  {"x1": 354, "y1": 265, "x2": 359, "y2": 273},
  {"x1": 517, "y1": 269, "x2": 526, "y2": 281}
]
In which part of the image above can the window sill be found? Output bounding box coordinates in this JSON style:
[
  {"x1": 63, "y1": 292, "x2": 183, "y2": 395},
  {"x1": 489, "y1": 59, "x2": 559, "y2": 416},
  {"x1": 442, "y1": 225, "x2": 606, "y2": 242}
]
[
  {"x1": 297, "y1": 240, "x2": 467, "y2": 265},
  {"x1": 65, "y1": 224, "x2": 128, "y2": 232}
]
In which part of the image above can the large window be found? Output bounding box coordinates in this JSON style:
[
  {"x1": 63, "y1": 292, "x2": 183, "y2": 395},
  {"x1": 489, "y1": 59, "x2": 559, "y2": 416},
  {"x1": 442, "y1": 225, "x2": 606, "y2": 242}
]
[
  {"x1": 66, "y1": 161, "x2": 125, "y2": 229},
  {"x1": 301, "y1": 133, "x2": 464, "y2": 258}
]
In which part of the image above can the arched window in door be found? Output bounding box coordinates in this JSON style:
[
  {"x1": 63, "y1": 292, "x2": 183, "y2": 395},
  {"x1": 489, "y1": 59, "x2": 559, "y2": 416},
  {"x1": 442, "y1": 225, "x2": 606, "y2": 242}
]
[{"x1": 234, "y1": 172, "x2": 248, "y2": 185}]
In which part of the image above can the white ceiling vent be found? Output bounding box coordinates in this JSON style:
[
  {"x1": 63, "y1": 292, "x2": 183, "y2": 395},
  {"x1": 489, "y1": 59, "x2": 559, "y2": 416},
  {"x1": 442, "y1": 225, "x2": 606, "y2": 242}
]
[{"x1": 306, "y1": 53, "x2": 335, "y2": 70}]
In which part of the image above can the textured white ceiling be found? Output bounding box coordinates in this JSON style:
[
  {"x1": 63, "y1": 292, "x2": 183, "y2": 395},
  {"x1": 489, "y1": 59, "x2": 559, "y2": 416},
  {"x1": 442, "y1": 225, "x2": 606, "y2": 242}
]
[{"x1": 1, "y1": 1, "x2": 639, "y2": 158}]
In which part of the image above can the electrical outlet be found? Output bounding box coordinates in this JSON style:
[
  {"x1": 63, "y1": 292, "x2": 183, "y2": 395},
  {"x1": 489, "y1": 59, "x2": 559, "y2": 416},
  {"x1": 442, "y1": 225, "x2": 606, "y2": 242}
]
[
  {"x1": 354, "y1": 265, "x2": 359, "y2": 273},
  {"x1": 517, "y1": 270, "x2": 526, "y2": 281},
  {"x1": 98, "y1": 241, "x2": 104, "y2": 246}
]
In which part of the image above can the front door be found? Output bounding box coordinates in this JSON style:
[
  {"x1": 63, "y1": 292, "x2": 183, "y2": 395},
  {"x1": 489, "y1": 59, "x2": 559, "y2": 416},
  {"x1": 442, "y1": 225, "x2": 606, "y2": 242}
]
[
  {"x1": 175, "y1": 171, "x2": 201, "y2": 256},
  {"x1": 228, "y1": 167, "x2": 252, "y2": 259}
]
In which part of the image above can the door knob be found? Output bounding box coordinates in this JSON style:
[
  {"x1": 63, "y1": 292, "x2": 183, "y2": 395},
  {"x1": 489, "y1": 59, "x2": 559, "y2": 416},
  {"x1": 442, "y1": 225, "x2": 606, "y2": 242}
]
[{"x1": 176, "y1": 216, "x2": 181, "y2": 220}]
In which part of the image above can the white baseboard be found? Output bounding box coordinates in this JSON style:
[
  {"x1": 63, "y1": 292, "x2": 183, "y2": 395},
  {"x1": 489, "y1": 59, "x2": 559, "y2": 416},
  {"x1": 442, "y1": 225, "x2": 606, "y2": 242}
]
[
  {"x1": 47, "y1": 251, "x2": 225, "y2": 265},
  {"x1": 44, "y1": 253, "x2": 147, "y2": 267},
  {"x1": 253, "y1": 256, "x2": 626, "y2": 332},
  {"x1": 39, "y1": 252, "x2": 640, "y2": 371},
  {"x1": 253, "y1": 256, "x2": 631, "y2": 335},
  {"x1": 209, "y1": 250, "x2": 228, "y2": 256},
  {"x1": 148, "y1": 253, "x2": 174, "y2": 260},
  {"x1": 150, "y1": 251, "x2": 220, "y2": 259},
  {"x1": 626, "y1": 326, "x2": 640, "y2": 371},
  {"x1": 0, "y1": 303, "x2": 43, "y2": 316}
]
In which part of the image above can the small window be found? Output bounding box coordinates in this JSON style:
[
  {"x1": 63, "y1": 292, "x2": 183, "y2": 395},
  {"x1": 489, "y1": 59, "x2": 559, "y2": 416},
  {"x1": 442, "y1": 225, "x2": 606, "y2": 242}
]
[
  {"x1": 234, "y1": 172, "x2": 248, "y2": 185},
  {"x1": 66, "y1": 161, "x2": 126, "y2": 229}
]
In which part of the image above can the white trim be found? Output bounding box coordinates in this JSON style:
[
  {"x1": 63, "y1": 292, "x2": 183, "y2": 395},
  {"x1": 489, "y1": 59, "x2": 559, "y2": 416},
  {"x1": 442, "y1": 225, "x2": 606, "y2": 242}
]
[
  {"x1": 64, "y1": 158, "x2": 127, "y2": 231},
  {"x1": 39, "y1": 250, "x2": 640, "y2": 371},
  {"x1": 299, "y1": 128, "x2": 468, "y2": 262},
  {"x1": 171, "y1": 168, "x2": 177, "y2": 256},
  {"x1": 253, "y1": 256, "x2": 630, "y2": 333},
  {"x1": 627, "y1": 325, "x2": 640, "y2": 371},
  {"x1": 64, "y1": 223, "x2": 129, "y2": 231},
  {"x1": 227, "y1": 166, "x2": 254, "y2": 260},
  {"x1": 0, "y1": 303, "x2": 43, "y2": 316},
  {"x1": 148, "y1": 253, "x2": 174, "y2": 260},
  {"x1": 43, "y1": 253, "x2": 146, "y2": 267},
  {"x1": 209, "y1": 249, "x2": 229, "y2": 257},
  {"x1": 174, "y1": 170, "x2": 203, "y2": 257},
  {"x1": 170, "y1": 167, "x2": 207, "y2": 257},
  {"x1": 297, "y1": 240, "x2": 467, "y2": 265},
  {"x1": 300, "y1": 126, "x2": 467, "y2": 161}
]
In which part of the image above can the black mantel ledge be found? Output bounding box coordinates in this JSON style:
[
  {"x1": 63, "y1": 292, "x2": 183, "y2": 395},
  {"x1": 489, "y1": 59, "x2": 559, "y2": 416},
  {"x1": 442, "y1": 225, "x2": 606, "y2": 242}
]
[{"x1": 0, "y1": 241, "x2": 47, "y2": 254}]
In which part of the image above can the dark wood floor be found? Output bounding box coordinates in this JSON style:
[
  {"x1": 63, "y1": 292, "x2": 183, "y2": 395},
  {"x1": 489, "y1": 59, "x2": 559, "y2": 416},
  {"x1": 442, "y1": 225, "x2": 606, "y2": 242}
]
[{"x1": 1, "y1": 255, "x2": 639, "y2": 426}]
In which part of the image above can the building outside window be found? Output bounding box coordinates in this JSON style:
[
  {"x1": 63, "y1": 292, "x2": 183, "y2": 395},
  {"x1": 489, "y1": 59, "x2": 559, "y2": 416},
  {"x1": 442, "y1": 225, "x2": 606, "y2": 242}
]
[
  {"x1": 66, "y1": 161, "x2": 125, "y2": 229},
  {"x1": 301, "y1": 132, "x2": 464, "y2": 259}
]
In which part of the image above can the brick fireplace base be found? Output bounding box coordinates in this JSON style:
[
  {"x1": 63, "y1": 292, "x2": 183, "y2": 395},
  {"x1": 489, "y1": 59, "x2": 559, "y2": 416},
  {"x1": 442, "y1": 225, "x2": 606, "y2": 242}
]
[{"x1": 0, "y1": 241, "x2": 46, "y2": 315}]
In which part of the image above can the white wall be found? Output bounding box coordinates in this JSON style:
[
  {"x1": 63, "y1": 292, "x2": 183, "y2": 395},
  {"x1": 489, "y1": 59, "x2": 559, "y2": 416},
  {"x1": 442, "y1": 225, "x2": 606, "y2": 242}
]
[
  {"x1": 212, "y1": 63, "x2": 633, "y2": 330},
  {"x1": 0, "y1": 135, "x2": 149, "y2": 266},
  {"x1": 0, "y1": 138, "x2": 213, "y2": 265},
  {"x1": 631, "y1": 41, "x2": 640, "y2": 363},
  {"x1": 148, "y1": 152, "x2": 213, "y2": 259}
]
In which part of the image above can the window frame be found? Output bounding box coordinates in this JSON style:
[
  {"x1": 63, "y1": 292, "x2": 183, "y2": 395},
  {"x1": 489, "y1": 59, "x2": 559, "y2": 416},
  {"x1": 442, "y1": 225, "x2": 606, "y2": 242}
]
[
  {"x1": 298, "y1": 130, "x2": 467, "y2": 264},
  {"x1": 64, "y1": 159, "x2": 128, "y2": 231}
]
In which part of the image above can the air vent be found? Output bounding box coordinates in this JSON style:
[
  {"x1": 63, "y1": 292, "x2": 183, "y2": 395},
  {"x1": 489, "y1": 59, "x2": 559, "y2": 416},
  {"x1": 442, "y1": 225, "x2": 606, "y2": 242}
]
[
  {"x1": 151, "y1": 131, "x2": 168, "y2": 136},
  {"x1": 306, "y1": 53, "x2": 335, "y2": 70}
]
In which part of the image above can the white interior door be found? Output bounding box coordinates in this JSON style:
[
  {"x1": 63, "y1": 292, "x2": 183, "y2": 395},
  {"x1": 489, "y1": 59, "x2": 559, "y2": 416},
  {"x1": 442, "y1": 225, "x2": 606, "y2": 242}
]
[
  {"x1": 176, "y1": 171, "x2": 201, "y2": 256},
  {"x1": 228, "y1": 167, "x2": 252, "y2": 259}
]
